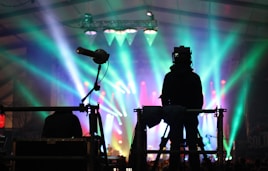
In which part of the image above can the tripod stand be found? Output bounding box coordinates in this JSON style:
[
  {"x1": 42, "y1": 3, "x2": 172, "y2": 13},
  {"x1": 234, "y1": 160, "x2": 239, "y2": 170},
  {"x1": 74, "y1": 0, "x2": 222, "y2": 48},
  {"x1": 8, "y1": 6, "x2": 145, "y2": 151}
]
[
  {"x1": 87, "y1": 104, "x2": 109, "y2": 171},
  {"x1": 81, "y1": 64, "x2": 108, "y2": 171},
  {"x1": 151, "y1": 124, "x2": 208, "y2": 171}
]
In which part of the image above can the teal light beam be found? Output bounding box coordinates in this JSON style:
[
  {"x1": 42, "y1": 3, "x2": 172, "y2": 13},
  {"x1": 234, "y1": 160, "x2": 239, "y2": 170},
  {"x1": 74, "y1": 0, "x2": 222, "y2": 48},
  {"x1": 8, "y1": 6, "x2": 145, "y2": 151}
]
[
  {"x1": 16, "y1": 81, "x2": 48, "y2": 119},
  {"x1": 223, "y1": 42, "x2": 268, "y2": 158}
]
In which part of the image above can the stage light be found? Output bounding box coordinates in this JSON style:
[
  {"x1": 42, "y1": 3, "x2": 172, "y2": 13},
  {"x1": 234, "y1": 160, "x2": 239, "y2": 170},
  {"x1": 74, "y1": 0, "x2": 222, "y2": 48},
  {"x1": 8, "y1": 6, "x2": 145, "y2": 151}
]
[
  {"x1": 83, "y1": 14, "x2": 98, "y2": 35},
  {"x1": 125, "y1": 28, "x2": 138, "y2": 45},
  {"x1": 84, "y1": 13, "x2": 93, "y2": 23},
  {"x1": 115, "y1": 29, "x2": 127, "y2": 34},
  {"x1": 144, "y1": 11, "x2": 157, "y2": 35},
  {"x1": 144, "y1": 28, "x2": 157, "y2": 34},
  {"x1": 81, "y1": 13, "x2": 158, "y2": 44},
  {"x1": 84, "y1": 29, "x2": 97, "y2": 35},
  {"x1": 146, "y1": 11, "x2": 155, "y2": 20},
  {"x1": 103, "y1": 28, "x2": 116, "y2": 34},
  {"x1": 125, "y1": 28, "x2": 138, "y2": 33},
  {"x1": 146, "y1": 11, "x2": 153, "y2": 17}
]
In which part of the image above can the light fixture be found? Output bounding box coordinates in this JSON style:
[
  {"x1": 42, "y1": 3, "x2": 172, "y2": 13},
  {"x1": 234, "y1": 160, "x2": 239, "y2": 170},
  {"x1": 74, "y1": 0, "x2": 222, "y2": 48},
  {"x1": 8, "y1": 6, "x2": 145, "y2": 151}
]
[
  {"x1": 103, "y1": 28, "x2": 116, "y2": 34},
  {"x1": 146, "y1": 11, "x2": 155, "y2": 20},
  {"x1": 125, "y1": 28, "x2": 138, "y2": 34},
  {"x1": 81, "y1": 13, "x2": 158, "y2": 44},
  {"x1": 82, "y1": 14, "x2": 157, "y2": 34},
  {"x1": 84, "y1": 13, "x2": 93, "y2": 23},
  {"x1": 84, "y1": 29, "x2": 97, "y2": 35},
  {"x1": 146, "y1": 11, "x2": 153, "y2": 16},
  {"x1": 83, "y1": 13, "x2": 98, "y2": 36},
  {"x1": 115, "y1": 30, "x2": 126, "y2": 34},
  {"x1": 144, "y1": 28, "x2": 157, "y2": 34},
  {"x1": 104, "y1": 28, "x2": 138, "y2": 34}
]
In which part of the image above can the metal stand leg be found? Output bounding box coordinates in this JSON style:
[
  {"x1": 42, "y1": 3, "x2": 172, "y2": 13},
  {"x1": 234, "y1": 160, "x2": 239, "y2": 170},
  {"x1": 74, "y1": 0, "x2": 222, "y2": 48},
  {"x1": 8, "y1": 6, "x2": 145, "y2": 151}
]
[
  {"x1": 89, "y1": 105, "x2": 108, "y2": 171},
  {"x1": 197, "y1": 130, "x2": 208, "y2": 161},
  {"x1": 216, "y1": 108, "x2": 225, "y2": 166},
  {"x1": 151, "y1": 127, "x2": 209, "y2": 171},
  {"x1": 128, "y1": 109, "x2": 147, "y2": 171},
  {"x1": 151, "y1": 125, "x2": 169, "y2": 171}
]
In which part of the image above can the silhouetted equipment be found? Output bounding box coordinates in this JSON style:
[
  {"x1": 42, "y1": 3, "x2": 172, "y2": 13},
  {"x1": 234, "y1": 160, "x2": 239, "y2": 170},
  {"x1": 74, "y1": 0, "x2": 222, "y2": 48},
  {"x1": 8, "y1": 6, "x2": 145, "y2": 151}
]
[
  {"x1": 142, "y1": 106, "x2": 163, "y2": 128},
  {"x1": 12, "y1": 138, "x2": 92, "y2": 171},
  {"x1": 0, "y1": 135, "x2": 7, "y2": 152},
  {"x1": 88, "y1": 105, "x2": 109, "y2": 171},
  {"x1": 128, "y1": 108, "x2": 148, "y2": 171},
  {"x1": 150, "y1": 124, "x2": 209, "y2": 171},
  {"x1": 107, "y1": 156, "x2": 126, "y2": 171},
  {"x1": 172, "y1": 46, "x2": 192, "y2": 64},
  {"x1": 76, "y1": 47, "x2": 109, "y2": 64},
  {"x1": 128, "y1": 106, "x2": 226, "y2": 171},
  {"x1": 1, "y1": 49, "x2": 110, "y2": 170},
  {"x1": 1, "y1": 105, "x2": 109, "y2": 171}
]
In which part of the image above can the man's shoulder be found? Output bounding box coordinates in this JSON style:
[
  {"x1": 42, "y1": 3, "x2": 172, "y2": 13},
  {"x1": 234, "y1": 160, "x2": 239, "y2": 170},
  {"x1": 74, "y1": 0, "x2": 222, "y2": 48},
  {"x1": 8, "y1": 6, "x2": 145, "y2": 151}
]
[
  {"x1": 193, "y1": 71, "x2": 200, "y2": 76},
  {"x1": 190, "y1": 71, "x2": 201, "y2": 77}
]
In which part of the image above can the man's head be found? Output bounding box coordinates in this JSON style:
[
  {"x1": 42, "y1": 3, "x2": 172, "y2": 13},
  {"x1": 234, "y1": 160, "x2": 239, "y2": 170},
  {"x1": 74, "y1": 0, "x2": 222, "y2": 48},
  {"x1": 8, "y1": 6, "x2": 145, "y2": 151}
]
[{"x1": 172, "y1": 46, "x2": 192, "y2": 65}]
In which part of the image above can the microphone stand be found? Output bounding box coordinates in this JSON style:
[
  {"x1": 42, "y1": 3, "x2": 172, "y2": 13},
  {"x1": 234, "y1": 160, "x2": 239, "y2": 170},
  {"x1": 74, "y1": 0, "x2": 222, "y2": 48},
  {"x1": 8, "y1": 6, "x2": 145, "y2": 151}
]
[
  {"x1": 81, "y1": 64, "x2": 101, "y2": 104},
  {"x1": 80, "y1": 64, "x2": 109, "y2": 171}
]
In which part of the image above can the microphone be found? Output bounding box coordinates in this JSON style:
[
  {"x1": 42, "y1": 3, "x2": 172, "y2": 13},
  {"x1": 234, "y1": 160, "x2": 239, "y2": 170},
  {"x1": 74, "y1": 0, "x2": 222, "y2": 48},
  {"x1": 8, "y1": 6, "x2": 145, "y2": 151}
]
[{"x1": 76, "y1": 47, "x2": 109, "y2": 64}]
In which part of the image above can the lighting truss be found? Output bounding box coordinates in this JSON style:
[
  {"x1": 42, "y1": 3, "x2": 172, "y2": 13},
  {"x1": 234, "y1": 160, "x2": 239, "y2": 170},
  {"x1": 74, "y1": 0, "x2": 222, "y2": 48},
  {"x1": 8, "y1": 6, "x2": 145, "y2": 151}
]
[
  {"x1": 80, "y1": 13, "x2": 158, "y2": 45},
  {"x1": 81, "y1": 19, "x2": 158, "y2": 31}
]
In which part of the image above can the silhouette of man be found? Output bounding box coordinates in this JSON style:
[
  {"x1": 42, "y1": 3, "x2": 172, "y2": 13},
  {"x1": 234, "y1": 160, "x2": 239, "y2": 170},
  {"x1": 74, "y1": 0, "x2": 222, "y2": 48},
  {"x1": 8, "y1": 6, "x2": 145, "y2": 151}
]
[
  {"x1": 161, "y1": 46, "x2": 203, "y2": 171},
  {"x1": 42, "y1": 110, "x2": 82, "y2": 138}
]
